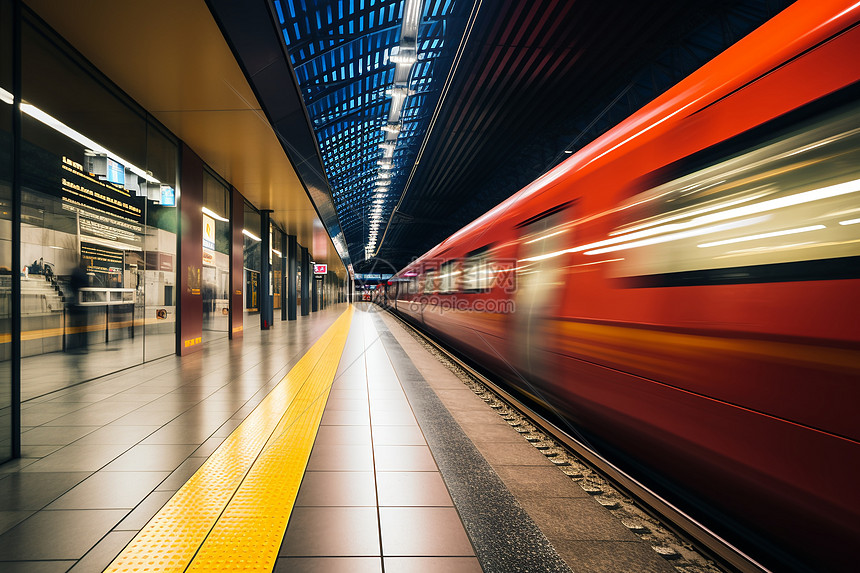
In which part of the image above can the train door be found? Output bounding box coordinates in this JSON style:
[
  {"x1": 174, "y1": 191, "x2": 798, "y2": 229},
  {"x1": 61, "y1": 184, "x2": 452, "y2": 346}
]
[{"x1": 512, "y1": 205, "x2": 571, "y2": 385}]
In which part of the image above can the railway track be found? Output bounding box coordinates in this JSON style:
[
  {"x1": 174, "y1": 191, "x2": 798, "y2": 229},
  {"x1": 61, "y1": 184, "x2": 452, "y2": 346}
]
[{"x1": 383, "y1": 306, "x2": 772, "y2": 573}]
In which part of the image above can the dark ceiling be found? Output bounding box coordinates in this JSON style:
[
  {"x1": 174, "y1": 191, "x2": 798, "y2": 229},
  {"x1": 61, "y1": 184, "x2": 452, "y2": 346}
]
[{"x1": 272, "y1": 0, "x2": 794, "y2": 273}]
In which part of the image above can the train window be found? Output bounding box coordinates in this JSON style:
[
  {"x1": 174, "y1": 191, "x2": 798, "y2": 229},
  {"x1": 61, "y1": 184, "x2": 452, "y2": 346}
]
[
  {"x1": 462, "y1": 246, "x2": 492, "y2": 292},
  {"x1": 605, "y1": 97, "x2": 860, "y2": 284},
  {"x1": 439, "y1": 260, "x2": 457, "y2": 293},
  {"x1": 423, "y1": 269, "x2": 437, "y2": 294}
]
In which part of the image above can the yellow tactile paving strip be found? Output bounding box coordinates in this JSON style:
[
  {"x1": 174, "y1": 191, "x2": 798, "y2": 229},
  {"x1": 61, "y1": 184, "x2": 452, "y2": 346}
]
[{"x1": 104, "y1": 306, "x2": 354, "y2": 572}]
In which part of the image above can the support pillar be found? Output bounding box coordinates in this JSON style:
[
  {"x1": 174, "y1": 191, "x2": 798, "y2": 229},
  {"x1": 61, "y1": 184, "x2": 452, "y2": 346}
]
[
  {"x1": 300, "y1": 246, "x2": 310, "y2": 316},
  {"x1": 230, "y1": 187, "x2": 244, "y2": 338},
  {"x1": 287, "y1": 235, "x2": 297, "y2": 320},
  {"x1": 260, "y1": 210, "x2": 272, "y2": 329},
  {"x1": 280, "y1": 232, "x2": 288, "y2": 321}
]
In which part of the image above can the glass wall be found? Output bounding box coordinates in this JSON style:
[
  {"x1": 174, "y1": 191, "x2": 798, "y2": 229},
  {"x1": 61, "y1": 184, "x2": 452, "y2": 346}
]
[
  {"x1": 271, "y1": 225, "x2": 282, "y2": 319},
  {"x1": 0, "y1": 0, "x2": 13, "y2": 461},
  {"x1": 143, "y1": 123, "x2": 177, "y2": 361},
  {"x1": 18, "y1": 14, "x2": 177, "y2": 399},
  {"x1": 202, "y1": 170, "x2": 229, "y2": 339},
  {"x1": 243, "y1": 201, "x2": 260, "y2": 326}
]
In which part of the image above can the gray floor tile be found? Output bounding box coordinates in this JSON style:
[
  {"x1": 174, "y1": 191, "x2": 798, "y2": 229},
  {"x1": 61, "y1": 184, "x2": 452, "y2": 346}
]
[
  {"x1": 20, "y1": 445, "x2": 63, "y2": 458},
  {"x1": 20, "y1": 426, "x2": 98, "y2": 446},
  {"x1": 140, "y1": 424, "x2": 217, "y2": 445},
  {"x1": 0, "y1": 472, "x2": 92, "y2": 510},
  {"x1": 379, "y1": 507, "x2": 474, "y2": 556},
  {"x1": 46, "y1": 471, "x2": 169, "y2": 509},
  {"x1": 0, "y1": 561, "x2": 76, "y2": 572},
  {"x1": 374, "y1": 446, "x2": 438, "y2": 472},
  {"x1": 155, "y1": 457, "x2": 206, "y2": 491},
  {"x1": 324, "y1": 398, "x2": 369, "y2": 412},
  {"x1": 279, "y1": 507, "x2": 380, "y2": 557},
  {"x1": 376, "y1": 472, "x2": 453, "y2": 507},
  {"x1": 114, "y1": 490, "x2": 175, "y2": 531},
  {"x1": 70, "y1": 425, "x2": 159, "y2": 446},
  {"x1": 68, "y1": 530, "x2": 137, "y2": 573},
  {"x1": 370, "y1": 410, "x2": 418, "y2": 426},
  {"x1": 384, "y1": 557, "x2": 483, "y2": 573},
  {"x1": 0, "y1": 509, "x2": 126, "y2": 560},
  {"x1": 20, "y1": 444, "x2": 129, "y2": 472},
  {"x1": 0, "y1": 510, "x2": 35, "y2": 535},
  {"x1": 101, "y1": 444, "x2": 197, "y2": 472},
  {"x1": 313, "y1": 425, "x2": 371, "y2": 446},
  {"x1": 191, "y1": 436, "x2": 224, "y2": 458},
  {"x1": 274, "y1": 557, "x2": 382, "y2": 572},
  {"x1": 296, "y1": 471, "x2": 377, "y2": 506},
  {"x1": 371, "y1": 426, "x2": 427, "y2": 446},
  {"x1": 321, "y1": 409, "x2": 371, "y2": 426},
  {"x1": 306, "y1": 444, "x2": 375, "y2": 472}
]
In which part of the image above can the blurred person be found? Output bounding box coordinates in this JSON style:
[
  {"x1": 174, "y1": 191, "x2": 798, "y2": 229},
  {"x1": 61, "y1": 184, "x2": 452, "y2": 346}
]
[{"x1": 67, "y1": 260, "x2": 89, "y2": 355}]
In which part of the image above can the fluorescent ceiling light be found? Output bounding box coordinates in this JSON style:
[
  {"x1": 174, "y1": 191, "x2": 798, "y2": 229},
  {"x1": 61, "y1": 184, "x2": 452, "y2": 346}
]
[
  {"x1": 389, "y1": 46, "x2": 417, "y2": 65},
  {"x1": 839, "y1": 218, "x2": 860, "y2": 226},
  {"x1": 19, "y1": 101, "x2": 160, "y2": 184},
  {"x1": 382, "y1": 123, "x2": 401, "y2": 134},
  {"x1": 242, "y1": 229, "x2": 261, "y2": 242},
  {"x1": 202, "y1": 206, "x2": 229, "y2": 222},
  {"x1": 272, "y1": 248, "x2": 282, "y2": 257}
]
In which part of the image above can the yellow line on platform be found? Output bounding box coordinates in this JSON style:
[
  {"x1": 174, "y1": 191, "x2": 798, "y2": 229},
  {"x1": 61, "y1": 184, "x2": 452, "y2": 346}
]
[{"x1": 104, "y1": 306, "x2": 354, "y2": 572}]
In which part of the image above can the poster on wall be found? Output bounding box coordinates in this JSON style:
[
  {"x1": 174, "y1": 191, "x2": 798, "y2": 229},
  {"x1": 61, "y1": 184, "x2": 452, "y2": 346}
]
[{"x1": 246, "y1": 270, "x2": 259, "y2": 312}]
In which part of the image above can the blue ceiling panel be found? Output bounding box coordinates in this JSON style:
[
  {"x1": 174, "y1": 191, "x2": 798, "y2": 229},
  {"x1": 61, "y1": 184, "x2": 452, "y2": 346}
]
[{"x1": 274, "y1": 0, "x2": 459, "y2": 263}]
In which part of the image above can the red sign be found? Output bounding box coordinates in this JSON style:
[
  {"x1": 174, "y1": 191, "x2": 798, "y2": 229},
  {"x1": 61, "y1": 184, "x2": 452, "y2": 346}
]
[{"x1": 314, "y1": 264, "x2": 327, "y2": 275}]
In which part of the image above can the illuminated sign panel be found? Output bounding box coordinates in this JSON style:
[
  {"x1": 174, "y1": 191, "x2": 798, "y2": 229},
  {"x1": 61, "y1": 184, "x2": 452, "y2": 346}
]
[
  {"x1": 313, "y1": 264, "x2": 327, "y2": 275},
  {"x1": 203, "y1": 214, "x2": 216, "y2": 251},
  {"x1": 160, "y1": 186, "x2": 175, "y2": 206}
]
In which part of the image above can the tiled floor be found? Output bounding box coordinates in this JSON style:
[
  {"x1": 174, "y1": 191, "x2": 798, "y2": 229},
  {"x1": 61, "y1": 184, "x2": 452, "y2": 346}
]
[
  {"x1": 0, "y1": 303, "x2": 677, "y2": 572},
  {"x1": 0, "y1": 306, "x2": 345, "y2": 572},
  {"x1": 276, "y1": 309, "x2": 481, "y2": 572}
]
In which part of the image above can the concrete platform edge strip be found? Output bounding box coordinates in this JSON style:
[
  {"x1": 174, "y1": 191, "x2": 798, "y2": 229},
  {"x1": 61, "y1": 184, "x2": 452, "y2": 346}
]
[
  {"x1": 370, "y1": 312, "x2": 572, "y2": 573},
  {"x1": 104, "y1": 306, "x2": 355, "y2": 572}
]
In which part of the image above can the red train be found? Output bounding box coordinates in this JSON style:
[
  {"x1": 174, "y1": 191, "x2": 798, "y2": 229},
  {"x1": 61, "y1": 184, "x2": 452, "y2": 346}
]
[{"x1": 383, "y1": 1, "x2": 860, "y2": 570}]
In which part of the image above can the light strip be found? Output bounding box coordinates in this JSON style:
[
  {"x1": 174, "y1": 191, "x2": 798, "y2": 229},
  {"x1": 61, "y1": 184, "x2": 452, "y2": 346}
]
[
  {"x1": 0, "y1": 89, "x2": 161, "y2": 186},
  {"x1": 20, "y1": 102, "x2": 160, "y2": 184},
  {"x1": 584, "y1": 217, "x2": 765, "y2": 256},
  {"x1": 272, "y1": 248, "x2": 282, "y2": 257},
  {"x1": 242, "y1": 229, "x2": 261, "y2": 242},
  {"x1": 202, "y1": 206, "x2": 229, "y2": 222},
  {"x1": 697, "y1": 225, "x2": 825, "y2": 248},
  {"x1": 574, "y1": 178, "x2": 860, "y2": 255},
  {"x1": 524, "y1": 229, "x2": 567, "y2": 245},
  {"x1": 839, "y1": 217, "x2": 860, "y2": 226}
]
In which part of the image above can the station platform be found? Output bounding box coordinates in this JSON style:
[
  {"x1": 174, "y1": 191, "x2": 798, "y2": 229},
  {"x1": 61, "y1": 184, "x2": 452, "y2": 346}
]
[{"x1": 0, "y1": 304, "x2": 677, "y2": 573}]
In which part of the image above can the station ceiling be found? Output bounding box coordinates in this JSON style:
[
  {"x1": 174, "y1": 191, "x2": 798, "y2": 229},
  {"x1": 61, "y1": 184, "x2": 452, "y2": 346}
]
[
  {"x1": 271, "y1": 0, "x2": 794, "y2": 273},
  {"x1": 24, "y1": 0, "x2": 795, "y2": 278}
]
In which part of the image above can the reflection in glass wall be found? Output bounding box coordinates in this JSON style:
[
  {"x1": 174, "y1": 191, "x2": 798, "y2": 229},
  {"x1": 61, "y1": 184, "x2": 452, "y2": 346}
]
[
  {"x1": 0, "y1": 0, "x2": 13, "y2": 462},
  {"x1": 143, "y1": 124, "x2": 177, "y2": 361},
  {"x1": 18, "y1": 15, "x2": 177, "y2": 399},
  {"x1": 202, "y1": 171, "x2": 229, "y2": 339},
  {"x1": 243, "y1": 201, "x2": 261, "y2": 326}
]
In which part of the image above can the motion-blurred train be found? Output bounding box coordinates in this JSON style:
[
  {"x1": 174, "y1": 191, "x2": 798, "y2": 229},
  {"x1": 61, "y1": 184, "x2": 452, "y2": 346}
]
[{"x1": 381, "y1": 1, "x2": 860, "y2": 570}]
